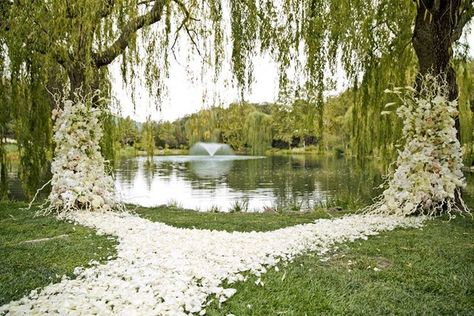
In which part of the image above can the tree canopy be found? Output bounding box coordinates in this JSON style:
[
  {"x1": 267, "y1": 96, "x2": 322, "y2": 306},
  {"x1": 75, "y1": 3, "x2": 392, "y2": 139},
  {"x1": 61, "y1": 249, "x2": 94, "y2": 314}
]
[
  {"x1": 0, "y1": 0, "x2": 473, "y2": 198},
  {"x1": 2, "y1": 0, "x2": 471, "y2": 99}
]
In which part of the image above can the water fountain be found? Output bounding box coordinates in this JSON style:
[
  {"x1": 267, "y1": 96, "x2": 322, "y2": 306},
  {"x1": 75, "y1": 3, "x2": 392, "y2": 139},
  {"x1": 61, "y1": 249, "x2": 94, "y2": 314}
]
[
  {"x1": 189, "y1": 142, "x2": 234, "y2": 156},
  {"x1": 115, "y1": 143, "x2": 266, "y2": 209}
]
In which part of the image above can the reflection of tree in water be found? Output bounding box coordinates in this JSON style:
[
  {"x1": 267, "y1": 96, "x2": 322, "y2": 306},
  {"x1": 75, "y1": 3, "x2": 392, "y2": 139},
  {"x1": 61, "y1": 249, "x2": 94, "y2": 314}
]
[
  {"x1": 314, "y1": 157, "x2": 385, "y2": 206},
  {"x1": 270, "y1": 156, "x2": 319, "y2": 209},
  {"x1": 157, "y1": 161, "x2": 174, "y2": 178},
  {"x1": 189, "y1": 159, "x2": 233, "y2": 179},
  {"x1": 226, "y1": 155, "x2": 385, "y2": 209},
  {"x1": 117, "y1": 158, "x2": 139, "y2": 185},
  {"x1": 112, "y1": 155, "x2": 391, "y2": 210},
  {"x1": 226, "y1": 158, "x2": 270, "y2": 190},
  {"x1": 224, "y1": 156, "x2": 320, "y2": 209},
  {"x1": 143, "y1": 161, "x2": 156, "y2": 191},
  {"x1": 178, "y1": 158, "x2": 234, "y2": 191}
]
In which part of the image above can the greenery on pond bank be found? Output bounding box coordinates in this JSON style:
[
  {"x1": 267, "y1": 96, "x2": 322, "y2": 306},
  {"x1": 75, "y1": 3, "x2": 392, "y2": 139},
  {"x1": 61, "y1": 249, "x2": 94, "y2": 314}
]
[
  {"x1": 118, "y1": 145, "x2": 189, "y2": 158},
  {"x1": 1, "y1": 201, "x2": 473, "y2": 314}
]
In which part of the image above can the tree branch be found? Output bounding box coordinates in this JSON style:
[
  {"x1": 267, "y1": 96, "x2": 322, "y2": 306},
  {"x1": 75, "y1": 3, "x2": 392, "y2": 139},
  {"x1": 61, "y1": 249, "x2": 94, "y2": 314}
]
[
  {"x1": 172, "y1": 0, "x2": 200, "y2": 22},
  {"x1": 451, "y1": 1, "x2": 474, "y2": 42},
  {"x1": 93, "y1": 0, "x2": 166, "y2": 67},
  {"x1": 171, "y1": 0, "x2": 202, "y2": 56},
  {"x1": 97, "y1": 0, "x2": 116, "y2": 19},
  {"x1": 0, "y1": 0, "x2": 12, "y2": 32},
  {"x1": 138, "y1": 0, "x2": 155, "y2": 6},
  {"x1": 171, "y1": 0, "x2": 200, "y2": 53},
  {"x1": 21, "y1": 30, "x2": 69, "y2": 66}
]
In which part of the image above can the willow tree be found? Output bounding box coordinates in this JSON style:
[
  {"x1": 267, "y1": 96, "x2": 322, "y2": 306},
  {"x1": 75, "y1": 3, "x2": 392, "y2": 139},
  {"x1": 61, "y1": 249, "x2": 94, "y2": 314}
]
[
  {"x1": 185, "y1": 108, "x2": 222, "y2": 145},
  {"x1": 456, "y1": 60, "x2": 474, "y2": 162},
  {"x1": 271, "y1": 104, "x2": 295, "y2": 149},
  {"x1": 413, "y1": 1, "x2": 472, "y2": 98},
  {"x1": 245, "y1": 111, "x2": 272, "y2": 155},
  {"x1": 0, "y1": 0, "x2": 11, "y2": 198},
  {"x1": 1, "y1": 0, "x2": 472, "y2": 212},
  {"x1": 220, "y1": 103, "x2": 255, "y2": 151},
  {"x1": 4, "y1": 0, "x2": 472, "y2": 133},
  {"x1": 0, "y1": 73, "x2": 9, "y2": 200},
  {"x1": 0, "y1": 0, "x2": 226, "y2": 204},
  {"x1": 141, "y1": 117, "x2": 156, "y2": 162},
  {"x1": 292, "y1": 100, "x2": 320, "y2": 147}
]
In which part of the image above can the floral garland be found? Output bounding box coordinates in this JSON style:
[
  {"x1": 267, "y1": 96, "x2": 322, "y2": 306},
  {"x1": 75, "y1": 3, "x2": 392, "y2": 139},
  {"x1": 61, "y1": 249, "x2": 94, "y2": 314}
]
[
  {"x1": 43, "y1": 92, "x2": 121, "y2": 215},
  {"x1": 370, "y1": 75, "x2": 469, "y2": 216}
]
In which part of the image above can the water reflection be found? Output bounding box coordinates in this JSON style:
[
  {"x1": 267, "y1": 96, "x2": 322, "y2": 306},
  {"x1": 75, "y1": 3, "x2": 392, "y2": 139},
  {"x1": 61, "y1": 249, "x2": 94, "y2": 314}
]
[
  {"x1": 189, "y1": 159, "x2": 234, "y2": 179},
  {"x1": 114, "y1": 155, "x2": 388, "y2": 212},
  {"x1": 6, "y1": 154, "x2": 473, "y2": 212}
]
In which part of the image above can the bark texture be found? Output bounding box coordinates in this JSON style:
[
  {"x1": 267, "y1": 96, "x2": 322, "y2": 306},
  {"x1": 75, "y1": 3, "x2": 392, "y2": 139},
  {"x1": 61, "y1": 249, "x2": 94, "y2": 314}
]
[
  {"x1": 412, "y1": 0, "x2": 461, "y2": 99},
  {"x1": 412, "y1": 0, "x2": 474, "y2": 201},
  {"x1": 412, "y1": 0, "x2": 474, "y2": 136}
]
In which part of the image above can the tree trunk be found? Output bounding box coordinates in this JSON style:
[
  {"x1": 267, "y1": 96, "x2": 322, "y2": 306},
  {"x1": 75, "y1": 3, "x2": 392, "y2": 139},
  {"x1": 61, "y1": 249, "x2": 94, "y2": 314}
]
[
  {"x1": 68, "y1": 65, "x2": 86, "y2": 99},
  {"x1": 67, "y1": 65, "x2": 102, "y2": 103},
  {"x1": 412, "y1": 0, "x2": 462, "y2": 134},
  {"x1": 70, "y1": 76, "x2": 85, "y2": 96},
  {"x1": 411, "y1": 0, "x2": 469, "y2": 205}
]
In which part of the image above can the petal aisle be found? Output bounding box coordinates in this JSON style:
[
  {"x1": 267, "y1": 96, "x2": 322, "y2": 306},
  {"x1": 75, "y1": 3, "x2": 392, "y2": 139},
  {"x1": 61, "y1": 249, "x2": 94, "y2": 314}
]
[{"x1": 0, "y1": 213, "x2": 424, "y2": 315}]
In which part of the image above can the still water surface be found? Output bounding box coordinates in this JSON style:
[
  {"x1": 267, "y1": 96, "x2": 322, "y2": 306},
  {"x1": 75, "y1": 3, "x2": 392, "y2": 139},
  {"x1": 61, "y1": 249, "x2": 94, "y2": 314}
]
[
  {"x1": 8, "y1": 155, "x2": 473, "y2": 211},
  {"x1": 115, "y1": 155, "x2": 386, "y2": 211}
]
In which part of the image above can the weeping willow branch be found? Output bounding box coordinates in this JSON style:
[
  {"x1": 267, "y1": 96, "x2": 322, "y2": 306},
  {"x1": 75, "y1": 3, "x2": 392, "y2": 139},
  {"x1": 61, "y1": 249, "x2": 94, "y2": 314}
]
[
  {"x1": 97, "y1": 0, "x2": 116, "y2": 19},
  {"x1": 93, "y1": 0, "x2": 166, "y2": 67},
  {"x1": 0, "y1": 0, "x2": 11, "y2": 32},
  {"x1": 28, "y1": 18, "x2": 71, "y2": 66},
  {"x1": 171, "y1": 0, "x2": 202, "y2": 56},
  {"x1": 29, "y1": 41, "x2": 70, "y2": 67},
  {"x1": 452, "y1": 1, "x2": 474, "y2": 42},
  {"x1": 172, "y1": 0, "x2": 200, "y2": 22}
]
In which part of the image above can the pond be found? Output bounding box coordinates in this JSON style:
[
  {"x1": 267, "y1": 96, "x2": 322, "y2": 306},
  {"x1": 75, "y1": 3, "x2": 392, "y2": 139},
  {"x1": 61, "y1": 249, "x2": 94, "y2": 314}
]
[
  {"x1": 7, "y1": 154, "x2": 473, "y2": 212},
  {"x1": 114, "y1": 155, "x2": 387, "y2": 212}
]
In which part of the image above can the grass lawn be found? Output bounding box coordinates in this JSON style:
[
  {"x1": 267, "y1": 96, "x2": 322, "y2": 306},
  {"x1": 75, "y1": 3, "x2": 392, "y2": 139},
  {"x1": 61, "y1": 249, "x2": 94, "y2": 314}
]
[
  {"x1": 0, "y1": 202, "x2": 117, "y2": 305},
  {"x1": 205, "y1": 216, "x2": 474, "y2": 315},
  {"x1": 135, "y1": 205, "x2": 336, "y2": 232},
  {"x1": 0, "y1": 202, "x2": 473, "y2": 315},
  {"x1": 137, "y1": 205, "x2": 473, "y2": 315}
]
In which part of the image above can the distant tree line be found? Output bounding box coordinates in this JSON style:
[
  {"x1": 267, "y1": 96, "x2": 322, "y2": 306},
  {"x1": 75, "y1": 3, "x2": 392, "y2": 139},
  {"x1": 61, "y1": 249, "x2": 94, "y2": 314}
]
[
  {"x1": 114, "y1": 95, "x2": 353, "y2": 155},
  {"x1": 116, "y1": 63, "x2": 474, "y2": 160}
]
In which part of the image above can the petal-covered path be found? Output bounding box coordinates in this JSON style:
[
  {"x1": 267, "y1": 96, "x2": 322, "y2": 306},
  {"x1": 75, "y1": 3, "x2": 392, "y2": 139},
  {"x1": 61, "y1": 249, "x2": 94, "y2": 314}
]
[{"x1": 1, "y1": 212, "x2": 423, "y2": 315}]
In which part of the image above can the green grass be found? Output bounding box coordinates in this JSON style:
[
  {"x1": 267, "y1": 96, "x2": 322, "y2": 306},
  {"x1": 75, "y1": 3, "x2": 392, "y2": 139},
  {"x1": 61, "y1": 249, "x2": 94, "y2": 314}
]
[
  {"x1": 202, "y1": 216, "x2": 474, "y2": 315},
  {"x1": 136, "y1": 205, "x2": 473, "y2": 315},
  {"x1": 135, "y1": 205, "x2": 335, "y2": 232},
  {"x1": 1, "y1": 202, "x2": 473, "y2": 315},
  {"x1": 0, "y1": 202, "x2": 117, "y2": 305},
  {"x1": 118, "y1": 145, "x2": 189, "y2": 158}
]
